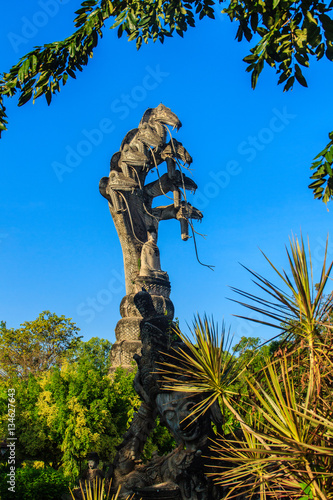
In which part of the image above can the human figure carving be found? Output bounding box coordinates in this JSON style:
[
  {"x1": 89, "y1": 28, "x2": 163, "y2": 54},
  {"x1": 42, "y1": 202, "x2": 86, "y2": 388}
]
[
  {"x1": 71, "y1": 452, "x2": 105, "y2": 500},
  {"x1": 79, "y1": 453, "x2": 104, "y2": 486},
  {"x1": 139, "y1": 228, "x2": 168, "y2": 279},
  {"x1": 107, "y1": 290, "x2": 222, "y2": 500}
]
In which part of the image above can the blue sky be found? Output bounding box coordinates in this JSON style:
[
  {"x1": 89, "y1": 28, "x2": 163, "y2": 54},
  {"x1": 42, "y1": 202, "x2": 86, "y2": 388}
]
[{"x1": 1, "y1": 1, "x2": 333, "y2": 346}]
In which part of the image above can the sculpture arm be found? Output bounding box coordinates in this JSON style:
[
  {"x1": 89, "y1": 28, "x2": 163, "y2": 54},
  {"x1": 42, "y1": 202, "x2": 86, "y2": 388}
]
[
  {"x1": 152, "y1": 204, "x2": 178, "y2": 220},
  {"x1": 152, "y1": 202, "x2": 203, "y2": 222},
  {"x1": 144, "y1": 171, "x2": 198, "y2": 200},
  {"x1": 144, "y1": 173, "x2": 175, "y2": 199}
]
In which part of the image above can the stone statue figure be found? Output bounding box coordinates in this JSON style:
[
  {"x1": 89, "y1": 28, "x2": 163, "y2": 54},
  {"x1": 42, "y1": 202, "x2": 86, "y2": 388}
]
[
  {"x1": 99, "y1": 104, "x2": 202, "y2": 373},
  {"x1": 99, "y1": 103, "x2": 201, "y2": 295},
  {"x1": 100, "y1": 106, "x2": 222, "y2": 499},
  {"x1": 106, "y1": 291, "x2": 222, "y2": 500},
  {"x1": 139, "y1": 229, "x2": 168, "y2": 279},
  {"x1": 71, "y1": 452, "x2": 105, "y2": 500},
  {"x1": 81, "y1": 452, "x2": 104, "y2": 484}
]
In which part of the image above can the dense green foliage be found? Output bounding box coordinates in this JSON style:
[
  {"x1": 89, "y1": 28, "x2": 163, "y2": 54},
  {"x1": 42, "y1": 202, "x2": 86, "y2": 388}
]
[
  {"x1": 1, "y1": 1, "x2": 333, "y2": 201},
  {"x1": 0, "y1": 330, "x2": 174, "y2": 500},
  {"x1": 309, "y1": 131, "x2": 333, "y2": 203},
  {"x1": 0, "y1": 463, "x2": 70, "y2": 500},
  {"x1": 0, "y1": 336, "x2": 138, "y2": 479}
]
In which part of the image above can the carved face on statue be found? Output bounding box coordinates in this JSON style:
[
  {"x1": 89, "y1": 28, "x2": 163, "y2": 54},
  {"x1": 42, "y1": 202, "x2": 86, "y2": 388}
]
[
  {"x1": 156, "y1": 391, "x2": 207, "y2": 451},
  {"x1": 88, "y1": 459, "x2": 98, "y2": 470},
  {"x1": 86, "y1": 452, "x2": 99, "y2": 470}
]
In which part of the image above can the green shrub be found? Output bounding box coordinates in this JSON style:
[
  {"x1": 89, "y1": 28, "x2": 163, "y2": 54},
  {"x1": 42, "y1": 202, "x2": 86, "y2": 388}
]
[{"x1": 0, "y1": 464, "x2": 70, "y2": 500}]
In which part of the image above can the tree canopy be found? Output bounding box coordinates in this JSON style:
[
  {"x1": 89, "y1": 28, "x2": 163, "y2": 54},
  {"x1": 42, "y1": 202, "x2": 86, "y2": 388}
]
[
  {"x1": 0, "y1": 311, "x2": 81, "y2": 378},
  {"x1": 1, "y1": 0, "x2": 333, "y2": 201},
  {"x1": 0, "y1": 331, "x2": 174, "y2": 479},
  {"x1": 0, "y1": 336, "x2": 136, "y2": 475}
]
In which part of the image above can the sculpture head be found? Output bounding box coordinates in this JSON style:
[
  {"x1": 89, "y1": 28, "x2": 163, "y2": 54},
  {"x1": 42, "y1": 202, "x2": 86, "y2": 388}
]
[
  {"x1": 156, "y1": 391, "x2": 208, "y2": 450},
  {"x1": 137, "y1": 123, "x2": 164, "y2": 148},
  {"x1": 110, "y1": 151, "x2": 122, "y2": 171},
  {"x1": 121, "y1": 144, "x2": 148, "y2": 167},
  {"x1": 171, "y1": 139, "x2": 193, "y2": 165},
  {"x1": 141, "y1": 104, "x2": 182, "y2": 132},
  {"x1": 87, "y1": 452, "x2": 99, "y2": 469},
  {"x1": 152, "y1": 104, "x2": 182, "y2": 130}
]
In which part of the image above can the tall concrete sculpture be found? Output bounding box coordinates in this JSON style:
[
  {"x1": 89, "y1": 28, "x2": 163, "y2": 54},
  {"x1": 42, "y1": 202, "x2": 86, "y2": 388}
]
[
  {"x1": 107, "y1": 290, "x2": 223, "y2": 499},
  {"x1": 99, "y1": 104, "x2": 202, "y2": 373},
  {"x1": 100, "y1": 106, "x2": 221, "y2": 499}
]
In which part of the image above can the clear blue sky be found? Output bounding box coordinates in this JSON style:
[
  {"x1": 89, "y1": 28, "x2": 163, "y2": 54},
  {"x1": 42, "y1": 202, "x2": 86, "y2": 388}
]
[{"x1": 1, "y1": 1, "x2": 333, "y2": 346}]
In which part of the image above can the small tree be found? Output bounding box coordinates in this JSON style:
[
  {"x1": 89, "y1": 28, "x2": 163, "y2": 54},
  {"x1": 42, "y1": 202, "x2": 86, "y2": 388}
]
[{"x1": 0, "y1": 311, "x2": 81, "y2": 378}]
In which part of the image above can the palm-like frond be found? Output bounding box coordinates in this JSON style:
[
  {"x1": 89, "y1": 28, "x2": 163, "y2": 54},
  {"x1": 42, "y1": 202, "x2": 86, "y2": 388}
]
[
  {"x1": 208, "y1": 357, "x2": 333, "y2": 500},
  {"x1": 231, "y1": 234, "x2": 333, "y2": 406},
  {"x1": 208, "y1": 419, "x2": 286, "y2": 500},
  {"x1": 231, "y1": 235, "x2": 333, "y2": 335},
  {"x1": 159, "y1": 315, "x2": 245, "y2": 417},
  {"x1": 69, "y1": 478, "x2": 132, "y2": 500}
]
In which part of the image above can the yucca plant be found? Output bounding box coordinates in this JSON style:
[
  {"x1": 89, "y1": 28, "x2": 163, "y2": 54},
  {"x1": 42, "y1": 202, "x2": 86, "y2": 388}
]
[
  {"x1": 159, "y1": 235, "x2": 333, "y2": 499},
  {"x1": 209, "y1": 357, "x2": 333, "y2": 499},
  {"x1": 230, "y1": 234, "x2": 333, "y2": 404},
  {"x1": 69, "y1": 477, "x2": 133, "y2": 500},
  {"x1": 209, "y1": 414, "x2": 281, "y2": 500},
  {"x1": 159, "y1": 315, "x2": 251, "y2": 429}
]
